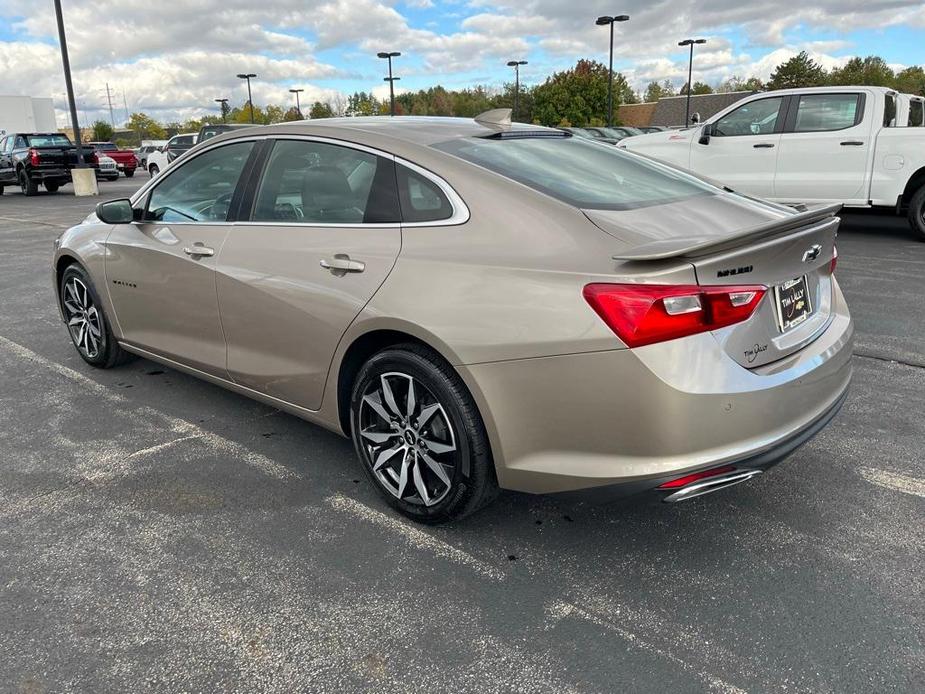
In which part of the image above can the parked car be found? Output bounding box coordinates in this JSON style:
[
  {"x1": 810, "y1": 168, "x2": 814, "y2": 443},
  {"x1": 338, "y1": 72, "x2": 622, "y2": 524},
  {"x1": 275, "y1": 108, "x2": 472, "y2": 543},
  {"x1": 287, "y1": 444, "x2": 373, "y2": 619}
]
[
  {"x1": 619, "y1": 86, "x2": 925, "y2": 239},
  {"x1": 197, "y1": 123, "x2": 254, "y2": 143},
  {"x1": 53, "y1": 114, "x2": 851, "y2": 523},
  {"x1": 137, "y1": 141, "x2": 168, "y2": 170},
  {"x1": 638, "y1": 126, "x2": 669, "y2": 134},
  {"x1": 145, "y1": 132, "x2": 197, "y2": 176},
  {"x1": 572, "y1": 127, "x2": 622, "y2": 145},
  {"x1": 86, "y1": 142, "x2": 137, "y2": 177},
  {"x1": 0, "y1": 132, "x2": 97, "y2": 196},
  {"x1": 584, "y1": 126, "x2": 646, "y2": 141},
  {"x1": 96, "y1": 155, "x2": 119, "y2": 181}
]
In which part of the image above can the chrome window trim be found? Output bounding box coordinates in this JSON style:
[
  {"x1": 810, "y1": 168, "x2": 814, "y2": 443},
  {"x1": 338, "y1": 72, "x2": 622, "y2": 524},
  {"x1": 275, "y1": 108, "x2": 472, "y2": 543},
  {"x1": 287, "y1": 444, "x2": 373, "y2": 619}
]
[{"x1": 130, "y1": 132, "x2": 470, "y2": 228}]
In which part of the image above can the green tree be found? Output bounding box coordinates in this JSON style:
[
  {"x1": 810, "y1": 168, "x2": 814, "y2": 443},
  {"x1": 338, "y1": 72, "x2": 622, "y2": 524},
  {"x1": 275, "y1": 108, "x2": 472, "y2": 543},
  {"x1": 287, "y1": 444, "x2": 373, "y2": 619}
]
[
  {"x1": 718, "y1": 76, "x2": 765, "y2": 93},
  {"x1": 282, "y1": 106, "x2": 303, "y2": 121},
  {"x1": 643, "y1": 80, "x2": 675, "y2": 103},
  {"x1": 126, "y1": 112, "x2": 167, "y2": 140},
  {"x1": 829, "y1": 56, "x2": 894, "y2": 87},
  {"x1": 345, "y1": 92, "x2": 379, "y2": 117},
  {"x1": 894, "y1": 66, "x2": 925, "y2": 96},
  {"x1": 308, "y1": 101, "x2": 334, "y2": 119},
  {"x1": 767, "y1": 51, "x2": 827, "y2": 90},
  {"x1": 532, "y1": 59, "x2": 621, "y2": 127},
  {"x1": 90, "y1": 120, "x2": 114, "y2": 142}
]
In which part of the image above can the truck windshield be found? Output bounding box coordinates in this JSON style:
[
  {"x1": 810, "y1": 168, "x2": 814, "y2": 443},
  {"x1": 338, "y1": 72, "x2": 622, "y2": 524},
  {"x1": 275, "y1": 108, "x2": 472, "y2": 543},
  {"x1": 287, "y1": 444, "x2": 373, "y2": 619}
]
[
  {"x1": 434, "y1": 134, "x2": 715, "y2": 211},
  {"x1": 26, "y1": 134, "x2": 73, "y2": 147}
]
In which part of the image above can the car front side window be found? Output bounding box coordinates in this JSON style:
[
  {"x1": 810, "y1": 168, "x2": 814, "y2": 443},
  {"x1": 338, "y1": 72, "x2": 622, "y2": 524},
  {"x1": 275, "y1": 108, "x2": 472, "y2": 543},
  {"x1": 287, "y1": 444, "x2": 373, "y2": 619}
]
[
  {"x1": 145, "y1": 141, "x2": 254, "y2": 223},
  {"x1": 713, "y1": 97, "x2": 784, "y2": 137},
  {"x1": 251, "y1": 139, "x2": 400, "y2": 224}
]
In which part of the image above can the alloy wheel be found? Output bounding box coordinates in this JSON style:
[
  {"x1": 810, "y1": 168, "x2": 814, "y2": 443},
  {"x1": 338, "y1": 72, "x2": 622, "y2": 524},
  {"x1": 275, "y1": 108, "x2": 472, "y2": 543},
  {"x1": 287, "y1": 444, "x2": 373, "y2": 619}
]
[
  {"x1": 358, "y1": 371, "x2": 458, "y2": 507},
  {"x1": 62, "y1": 277, "x2": 103, "y2": 359}
]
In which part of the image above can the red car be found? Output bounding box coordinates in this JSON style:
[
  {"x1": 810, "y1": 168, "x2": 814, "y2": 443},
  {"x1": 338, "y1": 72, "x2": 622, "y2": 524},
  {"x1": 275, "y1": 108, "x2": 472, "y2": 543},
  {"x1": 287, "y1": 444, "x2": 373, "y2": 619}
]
[{"x1": 87, "y1": 142, "x2": 137, "y2": 177}]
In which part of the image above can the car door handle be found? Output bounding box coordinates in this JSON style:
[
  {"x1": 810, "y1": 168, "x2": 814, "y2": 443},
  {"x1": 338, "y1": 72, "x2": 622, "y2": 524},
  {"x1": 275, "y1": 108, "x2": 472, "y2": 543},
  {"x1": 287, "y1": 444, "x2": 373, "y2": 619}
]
[
  {"x1": 753, "y1": 143, "x2": 775, "y2": 148},
  {"x1": 183, "y1": 244, "x2": 214, "y2": 257},
  {"x1": 840, "y1": 141, "x2": 864, "y2": 146},
  {"x1": 320, "y1": 254, "x2": 365, "y2": 273}
]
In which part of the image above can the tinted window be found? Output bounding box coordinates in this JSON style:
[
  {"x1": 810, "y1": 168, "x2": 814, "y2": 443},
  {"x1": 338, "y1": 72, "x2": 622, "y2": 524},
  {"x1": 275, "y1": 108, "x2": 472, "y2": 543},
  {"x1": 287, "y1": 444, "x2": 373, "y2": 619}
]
[
  {"x1": 883, "y1": 94, "x2": 897, "y2": 127},
  {"x1": 146, "y1": 141, "x2": 254, "y2": 222},
  {"x1": 911, "y1": 100, "x2": 925, "y2": 127},
  {"x1": 15, "y1": 136, "x2": 28, "y2": 148},
  {"x1": 396, "y1": 165, "x2": 453, "y2": 222},
  {"x1": 94, "y1": 143, "x2": 117, "y2": 151},
  {"x1": 173, "y1": 136, "x2": 194, "y2": 146},
  {"x1": 251, "y1": 140, "x2": 400, "y2": 224},
  {"x1": 434, "y1": 135, "x2": 714, "y2": 211},
  {"x1": 25, "y1": 134, "x2": 73, "y2": 147},
  {"x1": 713, "y1": 97, "x2": 783, "y2": 136},
  {"x1": 793, "y1": 94, "x2": 860, "y2": 132}
]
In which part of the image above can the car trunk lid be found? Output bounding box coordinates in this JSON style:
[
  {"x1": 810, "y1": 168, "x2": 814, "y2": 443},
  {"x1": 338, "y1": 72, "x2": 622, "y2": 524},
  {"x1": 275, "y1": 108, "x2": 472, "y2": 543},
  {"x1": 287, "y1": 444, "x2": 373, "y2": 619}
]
[{"x1": 585, "y1": 194, "x2": 840, "y2": 367}]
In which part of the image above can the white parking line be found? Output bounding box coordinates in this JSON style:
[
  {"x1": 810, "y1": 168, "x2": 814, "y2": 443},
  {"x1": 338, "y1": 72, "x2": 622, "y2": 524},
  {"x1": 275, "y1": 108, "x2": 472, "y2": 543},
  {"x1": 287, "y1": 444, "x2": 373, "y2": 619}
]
[
  {"x1": 0, "y1": 334, "x2": 298, "y2": 480},
  {"x1": 546, "y1": 600, "x2": 748, "y2": 694},
  {"x1": 325, "y1": 493, "x2": 506, "y2": 581},
  {"x1": 859, "y1": 466, "x2": 925, "y2": 499}
]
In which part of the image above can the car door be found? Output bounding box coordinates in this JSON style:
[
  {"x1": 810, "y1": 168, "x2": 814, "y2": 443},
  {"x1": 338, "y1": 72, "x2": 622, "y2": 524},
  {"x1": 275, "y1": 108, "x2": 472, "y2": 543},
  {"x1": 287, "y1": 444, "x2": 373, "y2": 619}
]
[
  {"x1": 216, "y1": 137, "x2": 403, "y2": 410},
  {"x1": 104, "y1": 139, "x2": 256, "y2": 376},
  {"x1": 773, "y1": 91, "x2": 874, "y2": 203},
  {"x1": 691, "y1": 95, "x2": 786, "y2": 197}
]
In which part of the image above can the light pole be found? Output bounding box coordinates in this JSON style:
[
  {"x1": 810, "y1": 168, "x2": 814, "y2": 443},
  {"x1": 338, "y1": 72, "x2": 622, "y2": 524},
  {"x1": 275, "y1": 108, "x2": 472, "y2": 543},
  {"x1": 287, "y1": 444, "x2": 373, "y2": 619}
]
[
  {"x1": 53, "y1": 0, "x2": 85, "y2": 168},
  {"x1": 214, "y1": 98, "x2": 229, "y2": 123},
  {"x1": 289, "y1": 88, "x2": 304, "y2": 118},
  {"x1": 506, "y1": 60, "x2": 528, "y2": 121},
  {"x1": 595, "y1": 14, "x2": 629, "y2": 127},
  {"x1": 236, "y1": 73, "x2": 257, "y2": 123},
  {"x1": 678, "y1": 38, "x2": 706, "y2": 126},
  {"x1": 377, "y1": 51, "x2": 401, "y2": 116}
]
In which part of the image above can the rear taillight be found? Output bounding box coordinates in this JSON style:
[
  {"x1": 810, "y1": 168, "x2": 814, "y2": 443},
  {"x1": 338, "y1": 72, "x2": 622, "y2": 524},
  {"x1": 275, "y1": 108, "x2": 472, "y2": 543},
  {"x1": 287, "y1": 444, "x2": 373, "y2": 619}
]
[
  {"x1": 28, "y1": 148, "x2": 41, "y2": 166},
  {"x1": 92, "y1": 152, "x2": 100, "y2": 165},
  {"x1": 583, "y1": 282, "x2": 767, "y2": 348},
  {"x1": 829, "y1": 245, "x2": 838, "y2": 274}
]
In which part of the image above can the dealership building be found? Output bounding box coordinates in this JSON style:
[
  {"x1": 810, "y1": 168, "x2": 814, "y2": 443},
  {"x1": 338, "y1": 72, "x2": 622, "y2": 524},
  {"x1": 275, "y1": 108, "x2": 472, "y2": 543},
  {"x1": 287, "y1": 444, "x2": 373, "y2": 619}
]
[{"x1": 0, "y1": 95, "x2": 57, "y2": 135}]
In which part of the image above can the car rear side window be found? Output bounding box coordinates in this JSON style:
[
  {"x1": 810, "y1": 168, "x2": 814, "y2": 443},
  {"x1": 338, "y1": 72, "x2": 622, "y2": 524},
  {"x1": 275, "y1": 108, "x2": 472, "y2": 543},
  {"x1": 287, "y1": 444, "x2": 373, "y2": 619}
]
[
  {"x1": 251, "y1": 140, "x2": 400, "y2": 224},
  {"x1": 434, "y1": 135, "x2": 714, "y2": 211},
  {"x1": 883, "y1": 93, "x2": 897, "y2": 127},
  {"x1": 793, "y1": 94, "x2": 861, "y2": 132},
  {"x1": 146, "y1": 141, "x2": 254, "y2": 223},
  {"x1": 911, "y1": 100, "x2": 925, "y2": 127},
  {"x1": 396, "y1": 165, "x2": 453, "y2": 222}
]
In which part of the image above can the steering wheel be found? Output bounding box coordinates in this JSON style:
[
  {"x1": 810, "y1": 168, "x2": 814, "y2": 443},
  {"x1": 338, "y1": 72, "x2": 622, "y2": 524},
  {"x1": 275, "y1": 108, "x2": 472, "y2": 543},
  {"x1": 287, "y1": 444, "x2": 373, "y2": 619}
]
[{"x1": 205, "y1": 192, "x2": 234, "y2": 221}]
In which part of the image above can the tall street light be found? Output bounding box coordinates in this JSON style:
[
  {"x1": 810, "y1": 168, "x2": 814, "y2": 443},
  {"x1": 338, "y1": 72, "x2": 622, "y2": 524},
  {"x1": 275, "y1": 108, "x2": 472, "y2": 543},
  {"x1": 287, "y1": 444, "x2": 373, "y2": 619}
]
[
  {"x1": 236, "y1": 73, "x2": 257, "y2": 123},
  {"x1": 214, "y1": 98, "x2": 229, "y2": 123},
  {"x1": 289, "y1": 88, "x2": 304, "y2": 118},
  {"x1": 53, "y1": 0, "x2": 85, "y2": 168},
  {"x1": 679, "y1": 38, "x2": 707, "y2": 126},
  {"x1": 377, "y1": 51, "x2": 401, "y2": 116},
  {"x1": 506, "y1": 60, "x2": 528, "y2": 121},
  {"x1": 595, "y1": 14, "x2": 629, "y2": 127}
]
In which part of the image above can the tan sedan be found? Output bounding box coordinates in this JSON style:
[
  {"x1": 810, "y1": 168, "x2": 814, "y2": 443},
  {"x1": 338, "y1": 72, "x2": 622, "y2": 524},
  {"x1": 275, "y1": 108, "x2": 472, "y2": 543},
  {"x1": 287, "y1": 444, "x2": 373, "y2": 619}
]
[{"x1": 53, "y1": 112, "x2": 852, "y2": 522}]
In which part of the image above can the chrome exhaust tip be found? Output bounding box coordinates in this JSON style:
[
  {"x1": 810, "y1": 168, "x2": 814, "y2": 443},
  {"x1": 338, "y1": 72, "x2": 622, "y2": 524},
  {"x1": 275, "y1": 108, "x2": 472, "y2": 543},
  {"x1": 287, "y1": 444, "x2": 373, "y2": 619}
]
[{"x1": 662, "y1": 468, "x2": 762, "y2": 503}]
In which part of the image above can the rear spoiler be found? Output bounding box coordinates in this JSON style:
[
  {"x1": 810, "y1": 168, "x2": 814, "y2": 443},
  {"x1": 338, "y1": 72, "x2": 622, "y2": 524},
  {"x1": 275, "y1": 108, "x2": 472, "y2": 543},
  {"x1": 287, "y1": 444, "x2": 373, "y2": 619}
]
[{"x1": 611, "y1": 203, "x2": 842, "y2": 261}]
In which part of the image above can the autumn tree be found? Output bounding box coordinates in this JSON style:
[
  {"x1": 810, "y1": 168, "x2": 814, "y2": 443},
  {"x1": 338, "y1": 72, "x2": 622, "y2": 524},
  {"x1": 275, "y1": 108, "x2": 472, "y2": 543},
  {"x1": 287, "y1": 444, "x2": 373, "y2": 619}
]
[{"x1": 126, "y1": 112, "x2": 166, "y2": 140}]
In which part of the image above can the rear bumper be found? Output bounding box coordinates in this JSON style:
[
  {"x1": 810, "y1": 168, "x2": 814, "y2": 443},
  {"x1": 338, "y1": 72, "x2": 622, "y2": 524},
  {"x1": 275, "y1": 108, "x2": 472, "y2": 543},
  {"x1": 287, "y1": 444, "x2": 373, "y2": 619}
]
[
  {"x1": 29, "y1": 169, "x2": 71, "y2": 180},
  {"x1": 459, "y1": 278, "x2": 853, "y2": 495}
]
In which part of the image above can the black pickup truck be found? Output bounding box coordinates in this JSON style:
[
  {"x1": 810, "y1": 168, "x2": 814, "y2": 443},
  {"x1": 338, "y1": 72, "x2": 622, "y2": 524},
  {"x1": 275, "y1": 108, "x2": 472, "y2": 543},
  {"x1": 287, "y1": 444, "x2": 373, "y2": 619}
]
[{"x1": 0, "y1": 132, "x2": 97, "y2": 196}]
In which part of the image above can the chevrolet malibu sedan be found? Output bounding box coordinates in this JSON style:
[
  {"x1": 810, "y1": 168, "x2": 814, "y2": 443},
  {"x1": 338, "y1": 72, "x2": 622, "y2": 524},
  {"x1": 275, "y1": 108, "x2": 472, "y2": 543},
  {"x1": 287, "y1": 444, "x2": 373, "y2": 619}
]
[{"x1": 52, "y1": 112, "x2": 852, "y2": 523}]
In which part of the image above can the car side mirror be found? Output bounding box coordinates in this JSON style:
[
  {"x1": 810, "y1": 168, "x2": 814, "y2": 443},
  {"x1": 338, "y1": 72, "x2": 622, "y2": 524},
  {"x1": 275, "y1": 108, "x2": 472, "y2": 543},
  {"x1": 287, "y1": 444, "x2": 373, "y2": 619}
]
[
  {"x1": 96, "y1": 198, "x2": 135, "y2": 224},
  {"x1": 690, "y1": 112, "x2": 701, "y2": 124},
  {"x1": 698, "y1": 123, "x2": 713, "y2": 145}
]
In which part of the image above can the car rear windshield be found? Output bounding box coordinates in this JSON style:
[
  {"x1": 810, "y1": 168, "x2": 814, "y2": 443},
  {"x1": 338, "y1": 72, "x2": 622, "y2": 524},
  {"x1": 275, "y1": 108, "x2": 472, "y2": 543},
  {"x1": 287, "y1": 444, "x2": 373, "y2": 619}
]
[
  {"x1": 434, "y1": 135, "x2": 715, "y2": 210},
  {"x1": 25, "y1": 134, "x2": 72, "y2": 147},
  {"x1": 95, "y1": 143, "x2": 117, "y2": 151}
]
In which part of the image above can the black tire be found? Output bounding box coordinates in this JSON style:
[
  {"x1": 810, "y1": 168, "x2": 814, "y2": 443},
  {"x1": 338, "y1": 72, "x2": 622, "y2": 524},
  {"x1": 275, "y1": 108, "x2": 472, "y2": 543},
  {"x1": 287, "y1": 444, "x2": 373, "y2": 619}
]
[
  {"x1": 59, "y1": 264, "x2": 135, "y2": 369},
  {"x1": 124, "y1": 169, "x2": 135, "y2": 178},
  {"x1": 44, "y1": 180, "x2": 60, "y2": 193},
  {"x1": 19, "y1": 170, "x2": 38, "y2": 196},
  {"x1": 908, "y1": 186, "x2": 925, "y2": 241},
  {"x1": 350, "y1": 344, "x2": 499, "y2": 524},
  {"x1": 149, "y1": 164, "x2": 159, "y2": 177}
]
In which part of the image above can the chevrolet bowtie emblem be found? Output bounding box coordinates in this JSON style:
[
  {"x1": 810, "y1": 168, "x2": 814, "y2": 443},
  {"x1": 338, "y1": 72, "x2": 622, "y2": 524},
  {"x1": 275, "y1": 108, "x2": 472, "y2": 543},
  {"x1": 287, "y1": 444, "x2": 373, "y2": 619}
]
[{"x1": 802, "y1": 244, "x2": 823, "y2": 263}]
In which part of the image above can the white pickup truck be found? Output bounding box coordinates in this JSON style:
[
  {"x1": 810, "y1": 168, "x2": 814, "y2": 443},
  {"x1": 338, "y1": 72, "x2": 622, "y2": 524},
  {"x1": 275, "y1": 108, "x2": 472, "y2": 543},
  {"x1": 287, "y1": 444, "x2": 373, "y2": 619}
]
[{"x1": 620, "y1": 86, "x2": 925, "y2": 239}]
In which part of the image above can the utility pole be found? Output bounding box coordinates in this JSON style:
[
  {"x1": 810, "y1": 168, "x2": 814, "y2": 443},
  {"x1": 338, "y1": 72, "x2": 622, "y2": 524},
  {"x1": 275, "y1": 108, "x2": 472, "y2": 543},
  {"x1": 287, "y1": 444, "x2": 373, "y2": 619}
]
[
  {"x1": 506, "y1": 60, "x2": 528, "y2": 121},
  {"x1": 122, "y1": 88, "x2": 129, "y2": 124},
  {"x1": 377, "y1": 52, "x2": 401, "y2": 116},
  {"x1": 595, "y1": 14, "x2": 630, "y2": 127},
  {"x1": 103, "y1": 82, "x2": 116, "y2": 127},
  {"x1": 53, "y1": 0, "x2": 85, "y2": 167}
]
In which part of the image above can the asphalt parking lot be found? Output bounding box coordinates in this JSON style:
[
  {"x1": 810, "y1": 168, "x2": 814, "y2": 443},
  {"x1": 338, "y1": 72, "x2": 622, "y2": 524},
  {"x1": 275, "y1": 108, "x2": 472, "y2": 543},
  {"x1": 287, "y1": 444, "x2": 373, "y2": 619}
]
[{"x1": 1, "y1": 178, "x2": 923, "y2": 693}]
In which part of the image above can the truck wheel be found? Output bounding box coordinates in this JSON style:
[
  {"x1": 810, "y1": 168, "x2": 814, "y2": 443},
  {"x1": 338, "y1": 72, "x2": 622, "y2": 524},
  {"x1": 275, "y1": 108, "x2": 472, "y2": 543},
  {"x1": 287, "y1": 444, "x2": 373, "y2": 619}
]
[
  {"x1": 19, "y1": 170, "x2": 38, "y2": 197},
  {"x1": 45, "y1": 180, "x2": 60, "y2": 193},
  {"x1": 908, "y1": 186, "x2": 925, "y2": 241},
  {"x1": 124, "y1": 169, "x2": 135, "y2": 178},
  {"x1": 149, "y1": 164, "x2": 159, "y2": 177}
]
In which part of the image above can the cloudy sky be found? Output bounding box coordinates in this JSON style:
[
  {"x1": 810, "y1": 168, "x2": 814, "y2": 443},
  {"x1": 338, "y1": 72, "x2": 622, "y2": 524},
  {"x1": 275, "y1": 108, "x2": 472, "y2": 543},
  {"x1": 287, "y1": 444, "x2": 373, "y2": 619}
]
[{"x1": 1, "y1": 0, "x2": 923, "y2": 127}]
